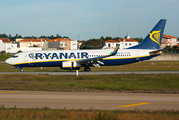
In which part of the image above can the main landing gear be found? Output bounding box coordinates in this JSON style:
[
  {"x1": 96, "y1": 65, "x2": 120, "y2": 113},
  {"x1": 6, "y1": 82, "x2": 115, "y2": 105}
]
[{"x1": 84, "y1": 67, "x2": 91, "y2": 72}]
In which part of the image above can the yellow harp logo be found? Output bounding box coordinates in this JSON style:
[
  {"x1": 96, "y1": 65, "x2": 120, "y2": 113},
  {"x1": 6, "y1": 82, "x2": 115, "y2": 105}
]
[{"x1": 149, "y1": 30, "x2": 161, "y2": 45}]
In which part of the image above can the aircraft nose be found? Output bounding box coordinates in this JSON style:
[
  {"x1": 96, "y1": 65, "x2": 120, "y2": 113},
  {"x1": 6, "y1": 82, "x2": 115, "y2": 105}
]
[{"x1": 5, "y1": 58, "x2": 11, "y2": 65}]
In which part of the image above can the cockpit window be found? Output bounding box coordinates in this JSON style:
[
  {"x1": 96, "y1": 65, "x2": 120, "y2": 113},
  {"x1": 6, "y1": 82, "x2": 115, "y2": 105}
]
[{"x1": 12, "y1": 55, "x2": 18, "y2": 58}]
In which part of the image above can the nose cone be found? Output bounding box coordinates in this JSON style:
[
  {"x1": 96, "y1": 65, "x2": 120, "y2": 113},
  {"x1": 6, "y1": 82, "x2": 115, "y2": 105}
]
[{"x1": 5, "y1": 58, "x2": 11, "y2": 65}]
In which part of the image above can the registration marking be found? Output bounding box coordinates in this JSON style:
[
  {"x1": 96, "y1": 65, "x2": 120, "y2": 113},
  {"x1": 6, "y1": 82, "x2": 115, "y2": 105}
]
[{"x1": 117, "y1": 103, "x2": 150, "y2": 107}]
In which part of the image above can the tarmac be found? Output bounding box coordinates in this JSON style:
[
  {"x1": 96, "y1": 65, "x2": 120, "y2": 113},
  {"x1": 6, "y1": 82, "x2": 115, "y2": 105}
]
[{"x1": 0, "y1": 91, "x2": 178, "y2": 110}]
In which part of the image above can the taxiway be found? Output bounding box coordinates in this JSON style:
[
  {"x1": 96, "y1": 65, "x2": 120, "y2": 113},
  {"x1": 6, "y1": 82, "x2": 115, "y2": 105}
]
[
  {"x1": 0, "y1": 71, "x2": 179, "y2": 75},
  {"x1": 0, "y1": 91, "x2": 178, "y2": 110}
]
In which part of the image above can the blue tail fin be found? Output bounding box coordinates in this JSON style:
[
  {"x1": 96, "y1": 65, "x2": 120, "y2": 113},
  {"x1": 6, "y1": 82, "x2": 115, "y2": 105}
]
[{"x1": 128, "y1": 19, "x2": 166, "y2": 49}]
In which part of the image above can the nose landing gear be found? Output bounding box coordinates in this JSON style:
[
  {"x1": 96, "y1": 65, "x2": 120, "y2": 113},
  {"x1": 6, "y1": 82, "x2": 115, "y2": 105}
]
[{"x1": 15, "y1": 66, "x2": 24, "y2": 72}]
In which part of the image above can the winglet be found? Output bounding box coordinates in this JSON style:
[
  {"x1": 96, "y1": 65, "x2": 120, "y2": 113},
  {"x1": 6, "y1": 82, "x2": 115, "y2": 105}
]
[{"x1": 110, "y1": 44, "x2": 120, "y2": 56}]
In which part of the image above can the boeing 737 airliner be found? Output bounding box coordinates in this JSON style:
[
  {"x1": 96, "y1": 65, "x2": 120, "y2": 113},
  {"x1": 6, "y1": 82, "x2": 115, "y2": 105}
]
[{"x1": 5, "y1": 19, "x2": 166, "y2": 72}]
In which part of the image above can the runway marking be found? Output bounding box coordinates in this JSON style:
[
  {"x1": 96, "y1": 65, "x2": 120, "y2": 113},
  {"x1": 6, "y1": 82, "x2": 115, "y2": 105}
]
[
  {"x1": 117, "y1": 103, "x2": 150, "y2": 107},
  {"x1": 0, "y1": 91, "x2": 21, "y2": 94}
]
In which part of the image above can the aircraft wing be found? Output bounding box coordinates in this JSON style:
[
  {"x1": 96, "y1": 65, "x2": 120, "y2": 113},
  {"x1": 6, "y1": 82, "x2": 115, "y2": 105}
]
[{"x1": 77, "y1": 44, "x2": 119, "y2": 67}]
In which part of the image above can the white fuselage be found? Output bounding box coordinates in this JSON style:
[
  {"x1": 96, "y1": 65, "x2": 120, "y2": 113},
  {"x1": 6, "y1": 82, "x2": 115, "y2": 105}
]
[{"x1": 5, "y1": 49, "x2": 158, "y2": 67}]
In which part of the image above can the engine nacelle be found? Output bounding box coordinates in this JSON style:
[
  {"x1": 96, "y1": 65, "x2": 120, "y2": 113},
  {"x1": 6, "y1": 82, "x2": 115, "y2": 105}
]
[{"x1": 62, "y1": 61, "x2": 81, "y2": 70}]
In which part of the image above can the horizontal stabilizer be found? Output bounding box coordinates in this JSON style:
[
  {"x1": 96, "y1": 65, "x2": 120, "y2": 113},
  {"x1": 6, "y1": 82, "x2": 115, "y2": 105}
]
[{"x1": 149, "y1": 47, "x2": 169, "y2": 55}]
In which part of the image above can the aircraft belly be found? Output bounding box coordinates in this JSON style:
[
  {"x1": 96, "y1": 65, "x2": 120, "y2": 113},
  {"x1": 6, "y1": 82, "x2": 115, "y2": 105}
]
[
  {"x1": 32, "y1": 61, "x2": 63, "y2": 67},
  {"x1": 103, "y1": 58, "x2": 137, "y2": 65}
]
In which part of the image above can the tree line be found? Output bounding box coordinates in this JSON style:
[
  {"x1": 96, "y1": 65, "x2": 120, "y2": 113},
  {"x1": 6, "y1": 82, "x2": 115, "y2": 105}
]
[
  {"x1": 0, "y1": 33, "x2": 69, "y2": 41},
  {"x1": 80, "y1": 36, "x2": 113, "y2": 49},
  {"x1": 80, "y1": 36, "x2": 144, "y2": 49}
]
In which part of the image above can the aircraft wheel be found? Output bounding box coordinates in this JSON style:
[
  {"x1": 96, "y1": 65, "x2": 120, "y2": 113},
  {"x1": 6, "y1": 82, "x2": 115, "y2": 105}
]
[
  {"x1": 86, "y1": 68, "x2": 91, "y2": 72},
  {"x1": 84, "y1": 67, "x2": 91, "y2": 72}
]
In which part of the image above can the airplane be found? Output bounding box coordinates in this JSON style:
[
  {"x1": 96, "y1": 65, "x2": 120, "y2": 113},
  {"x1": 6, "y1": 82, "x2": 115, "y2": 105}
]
[{"x1": 5, "y1": 19, "x2": 166, "y2": 72}]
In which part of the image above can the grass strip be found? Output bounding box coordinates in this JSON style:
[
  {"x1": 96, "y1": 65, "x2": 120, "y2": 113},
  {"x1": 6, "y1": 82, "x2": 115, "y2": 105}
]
[
  {"x1": 0, "y1": 106, "x2": 178, "y2": 120},
  {"x1": 0, "y1": 74, "x2": 179, "y2": 93}
]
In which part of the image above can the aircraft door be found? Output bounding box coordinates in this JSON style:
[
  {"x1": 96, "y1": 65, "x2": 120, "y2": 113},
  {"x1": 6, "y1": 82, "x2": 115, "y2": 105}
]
[{"x1": 24, "y1": 53, "x2": 28, "y2": 62}]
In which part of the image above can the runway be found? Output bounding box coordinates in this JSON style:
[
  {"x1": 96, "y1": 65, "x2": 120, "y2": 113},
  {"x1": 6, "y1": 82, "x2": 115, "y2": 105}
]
[
  {"x1": 0, "y1": 91, "x2": 179, "y2": 110},
  {"x1": 0, "y1": 71, "x2": 179, "y2": 75}
]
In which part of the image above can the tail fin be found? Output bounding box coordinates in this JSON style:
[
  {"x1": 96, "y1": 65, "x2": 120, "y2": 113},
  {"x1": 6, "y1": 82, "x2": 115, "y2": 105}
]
[{"x1": 128, "y1": 19, "x2": 166, "y2": 49}]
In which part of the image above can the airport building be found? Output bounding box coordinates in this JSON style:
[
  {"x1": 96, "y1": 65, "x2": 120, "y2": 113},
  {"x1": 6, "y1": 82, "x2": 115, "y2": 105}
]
[
  {"x1": 161, "y1": 34, "x2": 178, "y2": 48},
  {"x1": 43, "y1": 38, "x2": 78, "y2": 50},
  {"x1": 15, "y1": 38, "x2": 78, "y2": 52},
  {"x1": 0, "y1": 37, "x2": 79, "y2": 53},
  {"x1": 1, "y1": 34, "x2": 177, "y2": 53},
  {"x1": 0, "y1": 38, "x2": 18, "y2": 53},
  {"x1": 16, "y1": 38, "x2": 50, "y2": 52},
  {"x1": 104, "y1": 37, "x2": 139, "y2": 49},
  {"x1": 45, "y1": 38, "x2": 78, "y2": 50},
  {"x1": 15, "y1": 38, "x2": 78, "y2": 51}
]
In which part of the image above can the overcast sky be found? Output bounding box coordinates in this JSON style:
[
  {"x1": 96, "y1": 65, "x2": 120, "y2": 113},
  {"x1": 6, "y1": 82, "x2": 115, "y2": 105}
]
[{"x1": 0, "y1": 0, "x2": 178, "y2": 40}]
